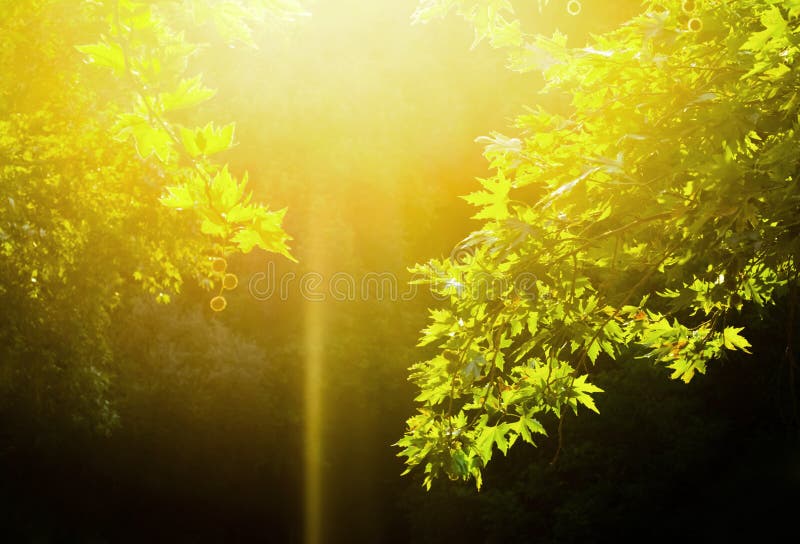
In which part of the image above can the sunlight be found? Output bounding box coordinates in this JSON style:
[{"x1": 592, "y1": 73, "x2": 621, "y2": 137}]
[
  {"x1": 304, "y1": 300, "x2": 323, "y2": 544},
  {"x1": 303, "y1": 205, "x2": 325, "y2": 544}
]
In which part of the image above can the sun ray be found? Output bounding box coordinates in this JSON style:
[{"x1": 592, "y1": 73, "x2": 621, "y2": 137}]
[
  {"x1": 303, "y1": 304, "x2": 323, "y2": 544},
  {"x1": 303, "y1": 204, "x2": 325, "y2": 544}
]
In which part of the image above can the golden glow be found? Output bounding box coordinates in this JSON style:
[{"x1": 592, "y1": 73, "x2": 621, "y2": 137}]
[
  {"x1": 3, "y1": 0, "x2": 680, "y2": 541},
  {"x1": 49, "y1": 0, "x2": 628, "y2": 538},
  {"x1": 224, "y1": 2, "x2": 571, "y2": 539}
]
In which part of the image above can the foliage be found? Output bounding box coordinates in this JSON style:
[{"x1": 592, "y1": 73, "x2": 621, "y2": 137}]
[
  {"x1": 75, "y1": 0, "x2": 301, "y2": 299},
  {"x1": 0, "y1": 0, "x2": 301, "y2": 431},
  {"x1": 400, "y1": 340, "x2": 797, "y2": 543},
  {"x1": 399, "y1": 0, "x2": 800, "y2": 489}
]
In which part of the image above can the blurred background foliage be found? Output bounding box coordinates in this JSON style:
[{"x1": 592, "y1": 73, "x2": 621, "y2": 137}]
[{"x1": 1, "y1": 0, "x2": 798, "y2": 542}]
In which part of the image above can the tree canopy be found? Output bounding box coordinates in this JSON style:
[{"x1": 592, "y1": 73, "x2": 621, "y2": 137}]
[
  {"x1": 0, "y1": 0, "x2": 300, "y2": 431},
  {"x1": 398, "y1": 0, "x2": 800, "y2": 489}
]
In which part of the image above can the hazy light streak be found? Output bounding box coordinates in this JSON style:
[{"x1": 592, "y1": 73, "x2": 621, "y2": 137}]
[
  {"x1": 304, "y1": 207, "x2": 325, "y2": 544},
  {"x1": 304, "y1": 304, "x2": 323, "y2": 544}
]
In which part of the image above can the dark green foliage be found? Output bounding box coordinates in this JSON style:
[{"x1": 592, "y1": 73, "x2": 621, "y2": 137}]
[{"x1": 400, "y1": 0, "x2": 800, "y2": 488}]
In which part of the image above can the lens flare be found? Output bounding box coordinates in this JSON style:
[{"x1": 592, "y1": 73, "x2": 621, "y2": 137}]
[
  {"x1": 209, "y1": 295, "x2": 227, "y2": 312},
  {"x1": 688, "y1": 17, "x2": 703, "y2": 32},
  {"x1": 211, "y1": 257, "x2": 227, "y2": 273},
  {"x1": 222, "y1": 273, "x2": 238, "y2": 290}
]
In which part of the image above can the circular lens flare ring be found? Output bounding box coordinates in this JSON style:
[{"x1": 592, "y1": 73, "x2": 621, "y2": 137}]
[
  {"x1": 211, "y1": 257, "x2": 227, "y2": 274},
  {"x1": 688, "y1": 17, "x2": 703, "y2": 32},
  {"x1": 210, "y1": 295, "x2": 227, "y2": 312},
  {"x1": 222, "y1": 272, "x2": 239, "y2": 290}
]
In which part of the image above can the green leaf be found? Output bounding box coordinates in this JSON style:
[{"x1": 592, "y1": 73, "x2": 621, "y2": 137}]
[
  {"x1": 475, "y1": 423, "x2": 511, "y2": 462},
  {"x1": 76, "y1": 42, "x2": 125, "y2": 75},
  {"x1": 209, "y1": 166, "x2": 245, "y2": 213},
  {"x1": 113, "y1": 113, "x2": 173, "y2": 162},
  {"x1": 180, "y1": 123, "x2": 235, "y2": 157},
  {"x1": 160, "y1": 184, "x2": 195, "y2": 209},
  {"x1": 514, "y1": 413, "x2": 546, "y2": 444},
  {"x1": 231, "y1": 208, "x2": 294, "y2": 260},
  {"x1": 572, "y1": 374, "x2": 603, "y2": 414},
  {"x1": 230, "y1": 228, "x2": 262, "y2": 252},
  {"x1": 179, "y1": 126, "x2": 203, "y2": 157},
  {"x1": 206, "y1": 122, "x2": 235, "y2": 155},
  {"x1": 585, "y1": 340, "x2": 601, "y2": 364},
  {"x1": 667, "y1": 357, "x2": 705, "y2": 384},
  {"x1": 226, "y1": 203, "x2": 257, "y2": 223},
  {"x1": 462, "y1": 175, "x2": 511, "y2": 220},
  {"x1": 722, "y1": 327, "x2": 752, "y2": 354},
  {"x1": 201, "y1": 218, "x2": 227, "y2": 237},
  {"x1": 159, "y1": 76, "x2": 217, "y2": 112},
  {"x1": 740, "y1": 7, "x2": 787, "y2": 53}
]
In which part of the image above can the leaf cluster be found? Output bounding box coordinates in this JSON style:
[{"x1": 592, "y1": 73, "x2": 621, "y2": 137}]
[{"x1": 399, "y1": 0, "x2": 800, "y2": 488}]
